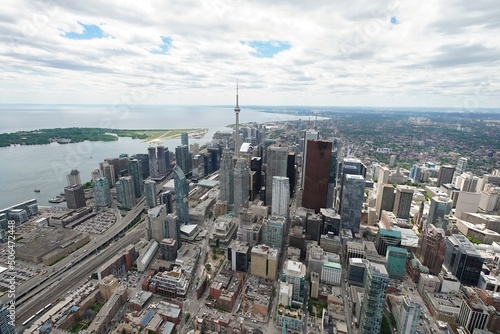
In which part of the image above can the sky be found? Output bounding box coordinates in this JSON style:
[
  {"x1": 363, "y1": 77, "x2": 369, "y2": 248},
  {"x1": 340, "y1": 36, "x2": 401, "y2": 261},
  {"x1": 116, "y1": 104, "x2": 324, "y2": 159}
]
[{"x1": 1, "y1": 0, "x2": 499, "y2": 108}]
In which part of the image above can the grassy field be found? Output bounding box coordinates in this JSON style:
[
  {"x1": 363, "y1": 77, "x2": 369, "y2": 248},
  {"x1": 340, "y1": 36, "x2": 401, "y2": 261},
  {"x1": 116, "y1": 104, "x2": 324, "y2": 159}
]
[
  {"x1": 0, "y1": 127, "x2": 207, "y2": 146},
  {"x1": 113, "y1": 128, "x2": 207, "y2": 141},
  {"x1": 133, "y1": 128, "x2": 208, "y2": 142}
]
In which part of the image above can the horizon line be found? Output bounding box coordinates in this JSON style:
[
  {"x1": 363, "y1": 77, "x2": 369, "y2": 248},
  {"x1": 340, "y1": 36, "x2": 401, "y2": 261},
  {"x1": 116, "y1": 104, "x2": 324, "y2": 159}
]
[{"x1": 0, "y1": 103, "x2": 499, "y2": 110}]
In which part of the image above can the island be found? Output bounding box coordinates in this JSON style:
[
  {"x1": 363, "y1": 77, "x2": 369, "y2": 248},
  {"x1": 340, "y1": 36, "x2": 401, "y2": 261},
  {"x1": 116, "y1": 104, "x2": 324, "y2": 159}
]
[{"x1": 0, "y1": 127, "x2": 208, "y2": 147}]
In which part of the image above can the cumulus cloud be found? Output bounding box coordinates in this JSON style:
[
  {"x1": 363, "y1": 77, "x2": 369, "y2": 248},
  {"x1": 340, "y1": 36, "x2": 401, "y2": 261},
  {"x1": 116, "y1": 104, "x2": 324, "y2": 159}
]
[{"x1": 0, "y1": 0, "x2": 499, "y2": 107}]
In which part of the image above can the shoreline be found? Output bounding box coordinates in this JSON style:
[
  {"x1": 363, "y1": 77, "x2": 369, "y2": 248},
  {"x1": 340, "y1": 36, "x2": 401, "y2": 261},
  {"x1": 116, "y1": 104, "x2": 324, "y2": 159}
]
[{"x1": 0, "y1": 127, "x2": 209, "y2": 147}]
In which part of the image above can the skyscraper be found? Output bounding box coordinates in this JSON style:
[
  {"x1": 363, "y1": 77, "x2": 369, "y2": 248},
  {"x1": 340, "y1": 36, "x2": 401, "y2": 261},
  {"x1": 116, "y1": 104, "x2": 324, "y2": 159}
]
[
  {"x1": 456, "y1": 157, "x2": 468, "y2": 176},
  {"x1": 281, "y1": 260, "x2": 307, "y2": 306},
  {"x1": 91, "y1": 169, "x2": 101, "y2": 181},
  {"x1": 101, "y1": 162, "x2": 116, "y2": 187},
  {"x1": 64, "y1": 184, "x2": 86, "y2": 209},
  {"x1": 251, "y1": 245, "x2": 278, "y2": 280},
  {"x1": 160, "y1": 191, "x2": 173, "y2": 214},
  {"x1": 397, "y1": 296, "x2": 421, "y2": 334},
  {"x1": 375, "y1": 184, "x2": 395, "y2": 218},
  {"x1": 393, "y1": 185, "x2": 414, "y2": 219},
  {"x1": 116, "y1": 176, "x2": 136, "y2": 210},
  {"x1": 93, "y1": 177, "x2": 112, "y2": 207},
  {"x1": 207, "y1": 147, "x2": 220, "y2": 173},
  {"x1": 302, "y1": 140, "x2": 332, "y2": 213},
  {"x1": 175, "y1": 145, "x2": 190, "y2": 175},
  {"x1": 238, "y1": 208, "x2": 254, "y2": 244},
  {"x1": 157, "y1": 146, "x2": 167, "y2": 176},
  {"x1": 287, "y1": 152, "x2": 296, "y2": 198},
  {"x1": 118, "y1": 155, "x2": 129, "y2": 176},
  {"x1": 301, "y1": 130, "x2": 319, "y2": 188},
  {"x1": 148, "y1": 146, "x2": 159, "y2": 178},
  {"x1": 129, "y1": 159, "x2": 143, "y2": 198},
  {"x1": 181, "y1": 132, "x2": 189, "y2": 147},
  {"x1": 437, "y1": 165, "x2": 455, "y2": 187},
  {"x1": 147, "y1": 205, "x2": 167, "y2": 243},
  {"x1": 192, "y1": 154, "x2": 205, "y2": 181},
  {"x1": 327, "y1": 152, "x2": 338, "y2": 208},
  {"x1": 233, "y1": 157, "x2": 249, "y2": 215},
  {"x1": 340, "y1": 174, "x2": 366, "y2": 233},
  {"x1": 144, "y1": 179, "x2": 157, "y2": 209},
  {"x1": 219, "y1": 147, "x2": 234, "y2": 205},
  {"x1": 173, "y1": 165, "x2": 189, "y2": 224},
  {"x1": 165, "y1": 213, "x2": 181, "y2": 250},
  {"x1": 337, "y1": 158, "x2": 366, "y2": 212},
  {"x1": 134, "y1": 153, "x2": 150, "y2": 179},
  {"x1": 251, "y1": 157, "x2": 263, "y2": 199},
  {"x1": 228, "y1": 240, "x2": 250, "y2": 272},
  {"x1": 272, "y1": 176, "x2": 290, "y2": 217},
  {"x1": 376, "y1": 229, "x2": 402, "y2": 256},
  {"x1": 427, "y1": 195, "x2": 453, "y2": 228},
  {"x1": 385, "y1": 246, "x2": 407, "y2": 280},
  {"x1": 262, "y1": 215, "x2": 286, "y2": 252},
  {"x1": 419, "y1": 224, "x2": 446, "y2": 276},
  {"x1": 266, "y1": 145, "x2": 288, "y2": 207},
  {"x1": 455, "y1": 172, "x2": 480, "y2": 192},
  {"x1": 164, "y1": 147, "x2": 171, "y2": 174},
  {"x1": 444, "y1": 234, "x2": 484, "y2": 286},
  {"x1": 66, "y1": 169, "x2": 81, "y2": 186},
  {"x1": 104, "y1": 157, "x2": 120, "y2": 181},
  {"x1": 360, "y1": 262, "x2": 389, "y2": 334}
]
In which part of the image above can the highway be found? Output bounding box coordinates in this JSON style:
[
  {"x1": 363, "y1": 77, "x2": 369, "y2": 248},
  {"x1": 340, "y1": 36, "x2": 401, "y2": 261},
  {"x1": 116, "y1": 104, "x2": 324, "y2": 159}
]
[
  {"x1": 16, "y1": 175, "x2": 172, "y2": 330},
  {"x1": 17, "y1": 224, "x2": 145, "y2": 329}
]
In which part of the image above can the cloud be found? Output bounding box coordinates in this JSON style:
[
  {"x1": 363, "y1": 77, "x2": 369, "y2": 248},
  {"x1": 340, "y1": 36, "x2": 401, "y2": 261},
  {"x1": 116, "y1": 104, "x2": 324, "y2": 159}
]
[{"x1": 0, "y1": 0, "x2": 498, "y2": 107}]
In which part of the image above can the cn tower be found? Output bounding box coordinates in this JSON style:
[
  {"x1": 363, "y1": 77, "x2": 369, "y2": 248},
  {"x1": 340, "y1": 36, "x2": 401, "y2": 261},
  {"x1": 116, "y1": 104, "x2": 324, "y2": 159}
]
[{"x1": 234, "y1": 80, "x2": 240, "y2": 158}]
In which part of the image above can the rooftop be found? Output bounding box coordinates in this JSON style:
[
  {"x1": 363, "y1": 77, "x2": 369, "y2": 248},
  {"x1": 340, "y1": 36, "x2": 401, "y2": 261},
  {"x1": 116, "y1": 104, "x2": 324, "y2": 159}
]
[
  {"x1": 323, "y1": 262, "x2": 342, "y2": 270},
  {"x1": 379, "y1": 229, "x2": 402, "y2": 238},
  {"x1": 450, "y1": 234, "x2": 482, "y2": 256}
]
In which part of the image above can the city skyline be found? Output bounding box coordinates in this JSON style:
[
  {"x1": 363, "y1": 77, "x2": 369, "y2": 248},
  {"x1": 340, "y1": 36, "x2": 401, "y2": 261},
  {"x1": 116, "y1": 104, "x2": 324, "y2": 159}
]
[{"x1": 1, "y1": 1, "x2": 499, "y2": 107}]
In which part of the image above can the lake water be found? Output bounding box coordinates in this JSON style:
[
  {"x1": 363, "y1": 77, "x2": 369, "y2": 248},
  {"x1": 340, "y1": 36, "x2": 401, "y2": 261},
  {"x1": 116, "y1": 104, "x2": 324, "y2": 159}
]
[{"x1": 0, "y1": 104, "x2": 314, "y2": 209}]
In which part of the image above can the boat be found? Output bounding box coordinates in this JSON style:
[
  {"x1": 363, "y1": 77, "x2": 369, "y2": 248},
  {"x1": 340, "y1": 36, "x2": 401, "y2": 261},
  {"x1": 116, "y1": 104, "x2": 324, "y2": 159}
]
[
  {"x1": 48, "y1": 196, "x2": 65, "y2": 203},
  {"x1": 34, "y1": 189, "x2": 40, "y2": 193}
]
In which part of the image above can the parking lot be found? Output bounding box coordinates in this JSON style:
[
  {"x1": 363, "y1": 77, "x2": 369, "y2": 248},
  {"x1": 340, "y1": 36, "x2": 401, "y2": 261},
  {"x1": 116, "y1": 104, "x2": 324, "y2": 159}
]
[
  {"x1": 0, "y1": 246, "x2": 44, "y2": 292},
  {"x1": 119, "y1": 270, "x2": 142, "y2": 289},
  {"x1": 74, "y1": 211, "x2": 116, "y2": 234}
]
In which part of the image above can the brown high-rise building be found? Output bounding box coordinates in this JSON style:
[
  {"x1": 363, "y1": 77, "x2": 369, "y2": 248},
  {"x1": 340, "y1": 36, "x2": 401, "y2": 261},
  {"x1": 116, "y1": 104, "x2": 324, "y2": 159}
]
[
  {"x1": 302, "y1": 140, "x2": 332, "y2": 213},
  {"x1": 64, "y1": 184, "x2": 86, "y2": 209},
  {"x1": 393, "y1": 185, "x2": 414, "y2": 219},
  {"x1": 437, "y1": 165, "x2": 455, "y2": 187},
  {"x1": 419, "y1": 224, "x2": 446, "y2": 276},
  {"x1": 375, "y1": 184, "x2": 395, "y2": 218}
]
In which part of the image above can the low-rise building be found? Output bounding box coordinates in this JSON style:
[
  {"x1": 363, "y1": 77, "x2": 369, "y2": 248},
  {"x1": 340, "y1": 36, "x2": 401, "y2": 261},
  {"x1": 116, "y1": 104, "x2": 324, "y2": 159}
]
[
  {"x1": 321, "y1": 262, "x2": 342, "y2": 285},
  {"x1": 129, "y1": 291, "x2": 153, "y2": 311},
  {"x1": 209, "y1": 269, "x2": 242, "y2": 312},
  {"x1": 277, "y1": 305, "x2": 303, "y2": 331},
  {"x1": 456, "y1": 220, "x2": 500, "y2": 244},
  {"x1": 87, "y1": 285, "x2": 128, "y2": 334},
  {"x1": 137, "y1": 240, "x2": 158, "y2": 272},
  {"x1": 422, "y1": 291, "x2": 461, "y2": 324},
  {"x1": 209, "y1": 215, "x2": 238, "y2": 248},
  {"x1": 149, "y1": 267, "x2": 189, "y2": 298}
]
